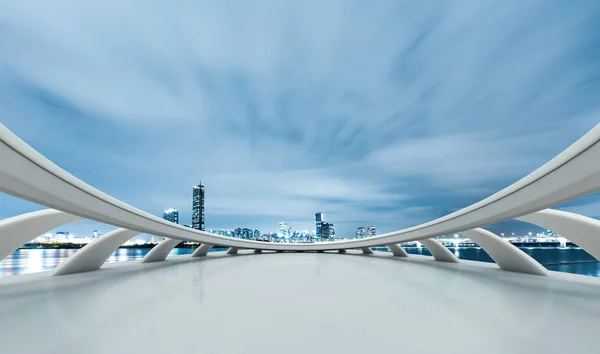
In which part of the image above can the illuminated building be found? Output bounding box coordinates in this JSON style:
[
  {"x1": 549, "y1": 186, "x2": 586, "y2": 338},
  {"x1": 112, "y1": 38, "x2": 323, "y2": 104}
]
[
  {"x1": 355, "y1": 227, "x2": 366, "y2": 239},
  {"x1": 192, "y1": 182, "x2": 205, "y2": 230},
  {"x1": 163, "y1": 208, "x2": 179, "y2": 224},
  {"x1": 367, "y1": 226, "x2": 376, "y2": 237},
  {"x1": 315, "y1": 212, "x2": 324, "y2": 238}
]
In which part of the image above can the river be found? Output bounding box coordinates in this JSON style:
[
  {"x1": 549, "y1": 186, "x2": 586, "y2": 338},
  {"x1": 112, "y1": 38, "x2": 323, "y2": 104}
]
[{"x1": 0, "y1": 246, "x2": 598, "y2": 277}]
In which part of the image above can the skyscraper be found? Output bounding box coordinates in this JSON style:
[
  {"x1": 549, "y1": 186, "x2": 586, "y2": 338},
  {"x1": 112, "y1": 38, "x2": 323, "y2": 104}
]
[
  {"x1": 367, "y1": 226, "x2": 376, "y2": 237},
  {"x1": 192, "y1": 182, "x2": 205, "y2": 231},
  {"x1": 163, "y1": 208, "x2": 179, "y2": 224},
  {"x1": 355, "y1": 227, "x2": 366, "y2": 239},
  {"x1": 315, "y1": 212, "x2": 324, "y2": 238}
]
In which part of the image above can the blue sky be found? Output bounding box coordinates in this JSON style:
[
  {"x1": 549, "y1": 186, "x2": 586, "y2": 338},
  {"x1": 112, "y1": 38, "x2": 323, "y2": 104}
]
[{"x1": 1, "y1": 0, "x2": 599, "y2": 238}]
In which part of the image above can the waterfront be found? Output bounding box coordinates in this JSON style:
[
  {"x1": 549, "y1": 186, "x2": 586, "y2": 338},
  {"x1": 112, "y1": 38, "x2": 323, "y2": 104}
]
[{"x1": 1, "y1": 246, "x2": 598, "y2": 278}]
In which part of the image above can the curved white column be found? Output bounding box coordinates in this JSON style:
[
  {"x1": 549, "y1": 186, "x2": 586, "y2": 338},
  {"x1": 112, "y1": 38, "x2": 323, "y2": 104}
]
[
  {"x1": 53, "y1": 229, "x2": 140, "y2": 276},
  {"x1": 420, "y1": 238, "x2": 459, "y2": 263},
  {"x1": 361, "y1": 247, "x2": 374, "y2": 255},
  {"x1": 461, "y1": 229, "x2": 547, "y2": 276},
  {"x1": 141, "y1": 238, "x2": 181, "y2": 263},
  {"x1": 227, "y1": 247, "x2": 239, "y2": 255},
  {"x1": 192, "y1": 244, "x2": 213, "y2": 257},
  {"x1": 516, "y1": 209, "x2": 600, "y2": 261},
  {"x1": 387, "y1": 244, "x2": 408, "y2": 257},
  {"x1": 0, "y1": 209, "x2": 83, "y2": 261}
]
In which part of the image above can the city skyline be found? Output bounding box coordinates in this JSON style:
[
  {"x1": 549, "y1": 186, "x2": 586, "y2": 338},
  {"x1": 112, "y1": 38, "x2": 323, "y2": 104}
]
[{"x1": 1, "y1": 1, "x2": 600, "y2": 238}]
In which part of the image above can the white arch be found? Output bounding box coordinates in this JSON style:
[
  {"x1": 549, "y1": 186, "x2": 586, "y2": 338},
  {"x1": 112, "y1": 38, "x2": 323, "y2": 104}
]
[
  {"x1": 516, "y1": 209, "x2": 600, "y2": 261},
  {"x1": 192, "y1": 244, "x2": 213, "y2": 257},
  {"x1": 141, "y1": 238, "x2": 181, "y2": 263},
  {"x1": 2, "y1": 122, "x2": 600, "y2": 251},
  {"x1": 361, "y1": 247, "x2": 374, "y2": 255},
  {"x1": 0, "y1": 209, "x2": 83, "y2": 261},
  {"x1": 387, "y1": 244, "x2": 409, "y2": 257},
  {"x1": 227, "y1": 247, "x2": 239, "y2": 255},
  {"x1": 52, "y1": 228, "x2": 140, "y2": 276},
  {"x1": 420, "y1": 238, "x2": 459, "y2": 263},
  {"x1": 461, "y1": 229, "x2": 547, "y2": 276}
]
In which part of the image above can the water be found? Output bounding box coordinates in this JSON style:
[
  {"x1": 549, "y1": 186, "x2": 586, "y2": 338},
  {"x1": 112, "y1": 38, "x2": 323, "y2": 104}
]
[
  {"x1": 0, "y1": 247, "x2": 224, "y2": 277},
  {"x1": 1, "y1": 246, "x2": 599, "y2": 278},
  {"x1": 399, "y1": 246, "x2": 600, "y2": 277}
]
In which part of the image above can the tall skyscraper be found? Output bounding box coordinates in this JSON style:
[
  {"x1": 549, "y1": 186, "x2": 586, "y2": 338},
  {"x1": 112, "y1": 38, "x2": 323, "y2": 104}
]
[
  {"x1": 192, "y1": 182, "x2": 205, "y2": 231},
  {"x1": 355, "y1": 227, "x2": 366, "y2": 239},
  {"x1": 315, "y1": 212, "x2": 324, "y2": 238},
  {"x1": 367, "y1": 226, "x2": 376, "y2": 237},
  {"x1": 163, "y1": 208, "x2": 179, "y2": 224},
  {"x1": 92, "y1": 230, "x2": 101, "y2": 239}
]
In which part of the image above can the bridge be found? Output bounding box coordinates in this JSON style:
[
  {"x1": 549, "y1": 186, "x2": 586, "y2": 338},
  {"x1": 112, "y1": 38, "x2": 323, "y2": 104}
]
[{"x1": 1, "y1": 121, "x2": 600, "y2": 353}]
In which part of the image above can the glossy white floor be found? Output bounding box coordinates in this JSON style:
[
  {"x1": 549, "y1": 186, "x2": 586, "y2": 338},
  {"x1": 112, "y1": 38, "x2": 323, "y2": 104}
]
[{"x1": 1, "y1": 251, "x2": 599, "y2": 354}]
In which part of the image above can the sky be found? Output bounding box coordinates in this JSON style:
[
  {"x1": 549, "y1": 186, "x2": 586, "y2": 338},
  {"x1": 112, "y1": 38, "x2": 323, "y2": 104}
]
[{"x1": 1, "y1": 0, "x2": 600, "y2": 239}]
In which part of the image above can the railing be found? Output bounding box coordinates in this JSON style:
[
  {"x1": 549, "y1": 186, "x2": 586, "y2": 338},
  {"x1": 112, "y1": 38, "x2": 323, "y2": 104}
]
[{"x1": 1, "y1": 121, "x2": 600, "y2": 276}]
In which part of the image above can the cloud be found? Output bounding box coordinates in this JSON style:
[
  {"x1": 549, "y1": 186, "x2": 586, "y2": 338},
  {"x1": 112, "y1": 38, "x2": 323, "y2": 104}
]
[{"x1": 1, "y1": 0, "x2": 600, "y2": 238}]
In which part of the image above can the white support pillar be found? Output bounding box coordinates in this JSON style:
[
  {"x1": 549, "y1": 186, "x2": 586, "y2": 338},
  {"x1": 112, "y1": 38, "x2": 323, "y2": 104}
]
[
  {"x1": 0, "y1": 209, "x2": 83, "y2": 261},
  {"x1": 142, "y1": 238, "x2": 181, "y2": 263},
  {"x1": 227, "y1": 247, "x2": 239, "y2": 255},
  {"x1": 361, "y1": 247, "x2": 374, "y2": 255},
  {"x1": 338, "y1": 249, "x2": 347, "y2": 253},
  {"x1": 462, "y1": 228, "x2": 547, "y2": 276},
  {"x1": 420, "y1": 238, "x2": 459, "y2": 263},
  {"x1": 517, "y1": 209, "x2": 600, "y2": 261},
  {"x1": 192, "y1": 244, "x2": 213, "y2": 257},
  {"x1": 53, "y1": 228, "x2": 140, "y2": 276},
  {"x1": 386, "y1": 244, "x2": 408, "y2": 257}
]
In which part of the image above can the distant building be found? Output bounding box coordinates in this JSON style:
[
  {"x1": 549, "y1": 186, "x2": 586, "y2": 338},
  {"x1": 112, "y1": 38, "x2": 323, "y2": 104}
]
[
  {"x1": 234, "y1": 228, "x2": 242, "y2": 238},
  {"x1": 367, "y1": 226, "x2": 376, "y2": 237},
  {"x1": 92, "y1": 230, "x2": 101, "y2": 239},
  {"x1": 192, "y1": 182, "x2": 205, "y2": 231},
  {"x1": 279, "y1": 222, "x2": 290, "y2": 238},
  {"x1": 321, "y1": 222, "x2": 335, "y2": 239},
  {"x1": 242, "y1": 228, "x2": 251, "y2": 239},
  {"x1": 315, "y1": 212, "x2": 324, "y2": 238},
  {"x1": 56, "y1": 231, "x2": 71, "y2": 243},
  {"x1": 163, "y1": 208, "x2": 179, "y2": 224},
  {"x1": 355, "y1": 227, "x2": 366, "y2": 239},
  {"x1": 254, "y1": 229, "x2": 261, "y2": 240}
]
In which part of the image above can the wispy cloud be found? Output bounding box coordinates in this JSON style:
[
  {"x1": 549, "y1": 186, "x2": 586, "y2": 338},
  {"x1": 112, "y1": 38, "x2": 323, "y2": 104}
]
[{"x1": 1, "y1": 0, "x2": 599, "y2": 238}]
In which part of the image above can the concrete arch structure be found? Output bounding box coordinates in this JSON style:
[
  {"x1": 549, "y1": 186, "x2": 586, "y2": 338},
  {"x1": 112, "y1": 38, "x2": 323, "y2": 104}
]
[
  {"x1": 2, "y1": 122, "x2": 600, "y2": 252},
  {"x1": 387, "y1": 244, "x2": 409, "y2": 257},
  {"x1": 516, "y1": 209, "x2": 600, "y2": 261},
  {"x1": 461, "y1": 229, "x2": 548, "y2": 276},
  {"x1": 53, "y1": 229, "x2": 140, "y2": 276},
  {"x1": 420, "y1": 238, "x2": 459, "y2": 263},
  {"x1": 361, "y1": 247, "x2": 374, "y2": 255},
  {"x1": 192, "y1": 244, "x2": 213, "y2": 257},
  {"x1": 142, "y1": 238, "x2": 182, "y2": 263},
  {"x1": 0, "y1": 209, "x2": 83, "y2": 261},
  {"x1": 227, "y1": 247, "x2": 239, "y2": 255}
]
